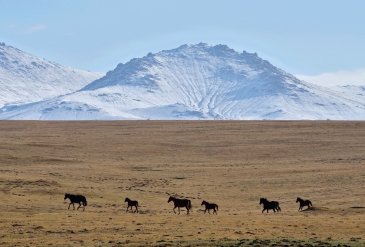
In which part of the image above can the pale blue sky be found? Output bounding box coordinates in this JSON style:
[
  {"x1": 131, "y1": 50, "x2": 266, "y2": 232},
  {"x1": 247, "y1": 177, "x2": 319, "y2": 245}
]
[{"x1": 1, "y1": 0, "x2": 364, "y2": 75}]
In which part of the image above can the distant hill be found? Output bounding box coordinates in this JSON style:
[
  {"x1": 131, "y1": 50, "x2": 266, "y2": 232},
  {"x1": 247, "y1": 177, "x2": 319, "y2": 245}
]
[{"x1": 0, "y1": 42, "x2": 103, "y2": 108}]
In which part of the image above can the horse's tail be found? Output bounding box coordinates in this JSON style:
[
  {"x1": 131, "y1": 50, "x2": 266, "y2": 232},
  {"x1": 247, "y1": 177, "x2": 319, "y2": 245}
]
[
  {"x1": 216, "y1": 205, "x2": 219, "y2": 211},
  {"x1": 276, "y1": 203, "x2": 281, "y2": 212},
  {"x1": 187, "y1": 200, "x2": 192, "y2": 210},
  {"x1": 83, "y1": 197, "x2": 87, "y2": 206},
  {"x1": 309, "y1": 200, "x2": 313, "y2": 207}
]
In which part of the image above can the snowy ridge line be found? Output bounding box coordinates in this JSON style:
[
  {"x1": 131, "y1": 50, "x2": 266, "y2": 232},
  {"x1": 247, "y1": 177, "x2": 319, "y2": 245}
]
[
  {"x1": 0, "y1": 43, "x2": 364, "y2": 120},
  {"x1": 0, "y1": 42, "x2": 103, "y2": 108}
]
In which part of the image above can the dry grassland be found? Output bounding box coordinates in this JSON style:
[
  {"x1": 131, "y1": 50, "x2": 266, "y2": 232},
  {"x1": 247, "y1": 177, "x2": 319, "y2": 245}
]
[{"x1": 0, "y1": 121, "x2": 364, "y2": 246}]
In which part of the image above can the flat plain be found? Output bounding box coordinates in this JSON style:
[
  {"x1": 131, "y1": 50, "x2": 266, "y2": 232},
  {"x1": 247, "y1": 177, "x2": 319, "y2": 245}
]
[{"x1": 0, "y1": 121, "x2": 364, "y2": 247}]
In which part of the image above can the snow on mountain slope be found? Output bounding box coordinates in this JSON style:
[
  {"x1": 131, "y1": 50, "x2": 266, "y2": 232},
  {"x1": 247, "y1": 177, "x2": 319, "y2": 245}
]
[
  {"x1": 296, "y1": 69, "x2": 365, "y2": 87},
  {"x1": 0, "y1": 42, "x2": 103, "y2": 107},
  {"x1": 1, "y1": 43, "x2": 364, "y2": 120},
  {"x1": 333, "y1": 85, "x2": 365, "y2": 104}
]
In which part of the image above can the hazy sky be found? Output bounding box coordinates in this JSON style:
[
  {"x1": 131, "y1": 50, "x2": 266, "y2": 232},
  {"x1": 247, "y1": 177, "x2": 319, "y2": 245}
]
[{"x1": 1, "y1": 0, "x2": 364, "y2": 77}]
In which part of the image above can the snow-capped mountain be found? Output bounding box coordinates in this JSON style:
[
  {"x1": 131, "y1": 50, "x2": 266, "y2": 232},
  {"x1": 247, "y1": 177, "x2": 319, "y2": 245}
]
[
  {"x1": 0, "y1": 42, "x2": 103, "y2": 107},
  {"x1": 1, "y1": 43, "x2": 364, "y2": 120}
]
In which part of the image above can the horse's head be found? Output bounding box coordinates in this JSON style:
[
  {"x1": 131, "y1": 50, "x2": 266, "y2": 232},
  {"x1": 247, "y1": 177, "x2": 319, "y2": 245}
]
[
  {"x1": 259, "y1": 198, "x2": 266, "y2": 205},
  {"x1": 201, "y1": 200, "x2": 207, "y2": 206},
  {"x1": 168, "y1": 196, "x2": 174, "y2": 203},
  {"x1": 124, "y1": 198, "x2": 129, "y2": 203},
  {"x1": 296, "y1": 197, "x2": 300, "y2": 203},
  {"x1": 64, "y1": 193, "x2": 69, "y2": 200}
]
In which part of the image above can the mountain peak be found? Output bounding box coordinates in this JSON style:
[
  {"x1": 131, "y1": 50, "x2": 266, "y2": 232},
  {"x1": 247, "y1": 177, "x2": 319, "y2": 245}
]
[
  {"x1": 169, "y1": 43, "x2": 259, "y2": 58},
  {"x1": 83, "y1": 43, "x2": 286, "y2": 92},
  {"x1": 164, "y1": 43, "x2": 237, "y2": 55},
  {"x1": 1, "y1": 43, "x2": 364, "y2": 120}
]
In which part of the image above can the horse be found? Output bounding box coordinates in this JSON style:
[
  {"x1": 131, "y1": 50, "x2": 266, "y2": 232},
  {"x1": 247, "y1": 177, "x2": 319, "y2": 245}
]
[
  {"x1": 201, "y1": 200, "x2": 218, "y2": 214},
  {"x1": 125, "y1": 197, "x2": 139, "y2": 213},
  {"x1": 296, "y1": 197, "x2": 312, "y2": 211},
  {"x1": 168, "y1": 196, "x2": 192, "y2": 214},
  {"x1": 64, "y1": 193, "x2": 87, "y2": 211},
  {"x1": 259, "y1": 198, "x2": 281, "y2": 213}
]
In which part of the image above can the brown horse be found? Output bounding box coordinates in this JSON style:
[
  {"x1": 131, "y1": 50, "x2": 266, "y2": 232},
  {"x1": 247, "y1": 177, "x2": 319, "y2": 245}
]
[
  {"x1": 168, "y1": 196, "x2": 191, "y2": 214},
  {"x1": 296, "y1": 197, "x2": 312, "y2": 211},
  {"x1": 201, "y1": 200, "x2": 218, "y2": 214},
  {"x1": 64, "y1": 193, "x2": 87, "y2": 211},
  {"x1": 125, "y1": 198, "x2": 139, "y2": 213},
  {"x1": 260, "y1": 198, "x2": 281, "y2": 213}
]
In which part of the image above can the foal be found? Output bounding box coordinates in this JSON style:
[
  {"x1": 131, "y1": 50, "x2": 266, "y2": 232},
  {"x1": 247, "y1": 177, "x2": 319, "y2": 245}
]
[
  {"x1": 64, "y1": 193, "x2": 87, "y2": 211},
  {"x1": 296, "y1": 197, "x2": 313, "y2": 211},
  {"x1": 201, "y1": 200, "x2": 218, "y2": 214},
  {"x1": 125, "y1": 198, "x2": 139, "y2": 213}
]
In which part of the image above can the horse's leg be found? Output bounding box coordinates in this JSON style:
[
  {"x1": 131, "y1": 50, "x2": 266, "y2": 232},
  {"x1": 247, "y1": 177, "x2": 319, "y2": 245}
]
[
  {"x1": 68, "y1": 202, "x2": 71, "y2": 210},
  {"x1": 135, "y1": 206, "x2": 138, "y2": 213},
  {"x1": 72, "y1": 203, "x2": 75, "y2": 210},
  {"x1": 126, "y1": 206, "x2": 129, "y2": 212},
  {"x1": 273, "y1": 208, "x2": 276, "y2": 213},
  {"x1": 213, "y1": 209, "x2": 217, "y2": 214},
  {"x1": 173, "y1": 206, "x2": 177, "y2": 214},
  {"x1": 204, "y1": 208, "x2": 207, "y2": 214},
  {"x1": 262, "y1": 208, "x2": 265, "y2": 213},
  {"x1": 208, "y1": 209, "x2": 211, "y2": 214},
  {"x1": 77, "y1": 203, "x2": 81, "y2": 210}
]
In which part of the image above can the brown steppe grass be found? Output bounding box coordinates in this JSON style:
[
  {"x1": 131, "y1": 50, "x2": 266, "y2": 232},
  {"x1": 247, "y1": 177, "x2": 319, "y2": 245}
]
[{"x1": 0, "y1": 121, "x2": 364, "y2": 247}]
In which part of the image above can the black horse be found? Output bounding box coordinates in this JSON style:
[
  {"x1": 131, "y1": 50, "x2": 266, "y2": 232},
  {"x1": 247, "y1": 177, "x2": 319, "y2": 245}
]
[
  {"x1": 201, "y1": 200, "x2": 218, "y2": 214},
  {"x1": 259, "y1": 198, "x2": 281, "y2": 213},
  {"x1": 296, "y1": 197, "x2": 313, "y2": 211},
  {"x1": 64, "y1": 193, "x2": 87, "y2": 211},
  {"x1": 125, "y1": 197, "x2": 139, "y2": 213},
  {"x1": 168, "y1": 196, "x2": 192, "y2": 214}
]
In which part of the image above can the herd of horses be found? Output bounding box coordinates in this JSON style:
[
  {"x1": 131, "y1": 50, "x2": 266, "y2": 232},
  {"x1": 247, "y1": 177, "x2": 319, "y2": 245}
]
[{"x1": 64, "y1": 193, "x2": 313, "y2": 214}]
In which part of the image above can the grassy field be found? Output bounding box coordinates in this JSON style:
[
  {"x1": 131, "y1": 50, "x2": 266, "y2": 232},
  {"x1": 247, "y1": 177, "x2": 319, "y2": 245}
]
[{"x1": 0, "y1": 121, "x2": 364, "y2": 247}]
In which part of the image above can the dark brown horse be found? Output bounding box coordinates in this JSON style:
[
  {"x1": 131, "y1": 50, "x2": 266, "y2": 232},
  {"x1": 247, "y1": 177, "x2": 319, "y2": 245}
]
[
  {"x1": 168, "y1": 196, "x2": 191, "y2": 214},
  {"x1": 259, "y1": 198, "x2": 281, "y2": 213},
  {"x1": 125, "y1": 198, "x2": 139, "y2": 213},
  {"x1": 296, "y1": 197, "x2": 312, "y2": 211},
  {"x1": 64, "y1": 193, "x2": 87, "y2": 211},
  {"x1": 201, "y1": 200, "x2": 218, "y2": 214}
]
